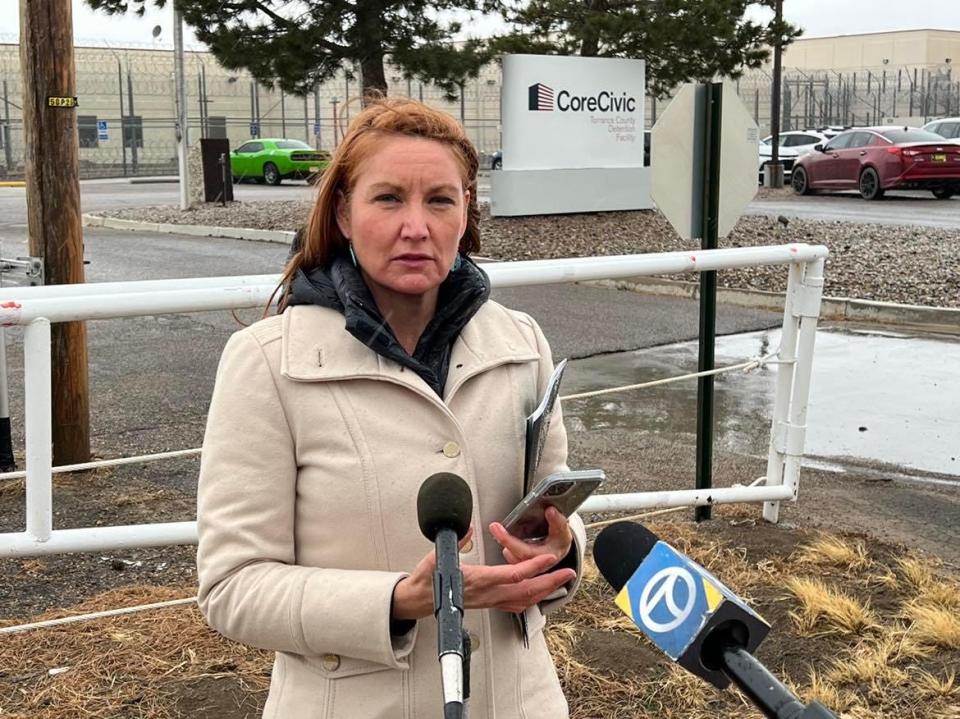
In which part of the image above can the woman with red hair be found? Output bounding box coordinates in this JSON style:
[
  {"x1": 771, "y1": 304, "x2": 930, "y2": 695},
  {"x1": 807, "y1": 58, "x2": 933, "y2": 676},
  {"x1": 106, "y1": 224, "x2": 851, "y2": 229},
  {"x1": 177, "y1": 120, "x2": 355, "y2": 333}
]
[{"x1": 197, "y1": 98, "x2": 585, "y2": 718}]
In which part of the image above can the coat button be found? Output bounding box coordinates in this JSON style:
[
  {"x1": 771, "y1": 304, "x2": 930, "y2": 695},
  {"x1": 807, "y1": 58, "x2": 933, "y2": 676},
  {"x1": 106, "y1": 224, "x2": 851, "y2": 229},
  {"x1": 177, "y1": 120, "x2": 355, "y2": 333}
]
[
  {"x1": 442, "y1": 441, "x2": 461, "y2": 458},
  {"x1": 321, "y1": 654, "x2": 341, "y2": 671},
  {"x1": 460, "y1": 539, "x2": 474, "y2": 554},
  {"x1": 469, "y1": 632, "x2": 481, "y2": 652}
]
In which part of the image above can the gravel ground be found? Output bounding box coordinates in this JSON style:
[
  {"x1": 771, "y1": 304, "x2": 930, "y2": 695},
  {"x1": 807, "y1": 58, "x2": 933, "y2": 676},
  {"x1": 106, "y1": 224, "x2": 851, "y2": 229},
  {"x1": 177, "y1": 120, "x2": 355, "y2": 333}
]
[{"x1": 98, "y1": 198, "x2": 960, "y2": 308}]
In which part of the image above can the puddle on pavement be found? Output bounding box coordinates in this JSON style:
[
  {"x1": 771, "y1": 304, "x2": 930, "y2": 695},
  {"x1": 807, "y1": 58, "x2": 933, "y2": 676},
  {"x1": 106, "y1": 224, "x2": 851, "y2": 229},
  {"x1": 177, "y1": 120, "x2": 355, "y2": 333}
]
[{"x1": 562, "y1": 328, "x2": 960, "y2": 480}]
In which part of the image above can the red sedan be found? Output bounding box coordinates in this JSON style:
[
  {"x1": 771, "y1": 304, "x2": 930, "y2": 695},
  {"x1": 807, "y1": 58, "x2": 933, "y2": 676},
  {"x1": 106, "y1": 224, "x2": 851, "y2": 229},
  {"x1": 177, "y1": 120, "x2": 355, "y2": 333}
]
[{"x1": 791, "y1": 127, "x2": 960, "y2": 200}]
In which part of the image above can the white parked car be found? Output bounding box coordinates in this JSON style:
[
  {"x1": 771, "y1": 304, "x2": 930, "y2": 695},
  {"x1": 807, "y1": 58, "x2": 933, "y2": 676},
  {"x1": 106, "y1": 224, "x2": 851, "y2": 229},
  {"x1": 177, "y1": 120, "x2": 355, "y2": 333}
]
[
  {"x1": 758, "y1": 141, "x2": 799, "y2": 183},
  {"x1": 923, "y1": 117, "x2": 960, "y2": 141},
  {"x1": 762, "y1": 130, "x2": 831, "y2": 157}
]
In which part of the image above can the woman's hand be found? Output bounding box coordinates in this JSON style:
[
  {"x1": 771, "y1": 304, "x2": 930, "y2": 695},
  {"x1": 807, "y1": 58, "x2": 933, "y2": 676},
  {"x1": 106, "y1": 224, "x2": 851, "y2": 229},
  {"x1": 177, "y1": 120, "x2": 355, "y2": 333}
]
[
  {"x1": 391, "y1": 525, "x2": 577, "y2": 620},
  {"x1": 489, "y1": 506, "x2": 573, "y2": 568}
]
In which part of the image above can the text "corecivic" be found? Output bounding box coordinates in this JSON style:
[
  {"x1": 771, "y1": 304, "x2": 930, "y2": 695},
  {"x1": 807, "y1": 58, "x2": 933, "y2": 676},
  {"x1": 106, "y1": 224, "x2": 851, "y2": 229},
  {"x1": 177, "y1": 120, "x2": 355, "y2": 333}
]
[{"x1": 556, "y1": 90, "x2": 637, "y2": 113}]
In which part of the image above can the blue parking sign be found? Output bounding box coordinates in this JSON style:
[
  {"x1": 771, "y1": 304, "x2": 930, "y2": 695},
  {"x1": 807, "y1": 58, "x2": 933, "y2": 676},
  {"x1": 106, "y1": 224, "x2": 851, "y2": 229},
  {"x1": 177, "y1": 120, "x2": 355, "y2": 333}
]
[
  {"x1": 313, "y1": 121, "x2": 321, "y2": 136},
  {"x1": 250, "y1": 122, "x2": 260, "y2": 137},
  {"x1": 97, "y1": 119, "x2": 108, "y2": 141}
]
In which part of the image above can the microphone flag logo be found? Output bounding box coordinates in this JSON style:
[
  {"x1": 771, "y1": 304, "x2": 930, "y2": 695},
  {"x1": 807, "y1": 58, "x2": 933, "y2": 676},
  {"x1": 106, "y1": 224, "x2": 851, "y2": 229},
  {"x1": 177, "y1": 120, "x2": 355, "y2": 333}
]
[
  {"x1": 637, "y1": 566, "x2": 697, "y2": 633},
  {"x1": 614, "y1": 542, "x2": 724, "y2": 659}
]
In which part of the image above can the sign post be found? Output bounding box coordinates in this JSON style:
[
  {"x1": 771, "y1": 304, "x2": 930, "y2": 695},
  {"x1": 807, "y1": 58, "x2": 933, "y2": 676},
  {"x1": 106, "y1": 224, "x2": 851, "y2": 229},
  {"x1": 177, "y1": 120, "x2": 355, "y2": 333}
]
[
  {"x1": 651, "y1": 82, "x2": 759, "y2": 521},
  {"x1": 695, "y1": 84, "x2": 722, "y2": 523}
]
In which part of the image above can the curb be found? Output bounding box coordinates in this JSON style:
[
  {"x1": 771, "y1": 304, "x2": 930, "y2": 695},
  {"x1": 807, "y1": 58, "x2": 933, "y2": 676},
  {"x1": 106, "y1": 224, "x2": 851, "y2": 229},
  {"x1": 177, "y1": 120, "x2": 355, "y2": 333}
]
[
  {"x1": 128, "y1": 177, "x2": 179, "y2": 185},
  {"x1": 82, "y1": 214, "x2": 296, "y2": 244},
  {"x1": 0, "y1": 181, "x2": 25, "y2": 188},
  {"x1": 585, "y1": 276, "x2": 960, "y2": 335}
]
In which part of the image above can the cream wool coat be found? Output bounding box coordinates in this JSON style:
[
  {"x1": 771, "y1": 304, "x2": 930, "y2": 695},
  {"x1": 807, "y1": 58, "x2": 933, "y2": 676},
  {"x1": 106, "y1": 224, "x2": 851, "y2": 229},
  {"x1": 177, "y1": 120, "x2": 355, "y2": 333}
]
[{"x1": 197, "y1": 299, "x2": 587, "y2": 719}]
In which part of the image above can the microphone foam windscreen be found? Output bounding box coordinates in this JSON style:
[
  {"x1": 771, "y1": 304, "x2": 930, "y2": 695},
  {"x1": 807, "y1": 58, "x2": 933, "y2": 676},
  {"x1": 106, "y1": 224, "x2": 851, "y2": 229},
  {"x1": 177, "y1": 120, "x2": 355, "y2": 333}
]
[
  {"x1": 592, "y1": 521, "x2": 659, "y2": 591},
  {"x1": 417, "y1": 472, "x2": 473, "y2": 541}
]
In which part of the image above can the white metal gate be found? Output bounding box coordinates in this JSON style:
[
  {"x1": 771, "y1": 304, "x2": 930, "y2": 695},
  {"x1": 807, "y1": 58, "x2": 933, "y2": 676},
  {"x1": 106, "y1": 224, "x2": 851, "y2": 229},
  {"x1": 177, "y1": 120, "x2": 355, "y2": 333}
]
[{"x1": 0, "y1": 244, "x2": 827, "y2": 558}]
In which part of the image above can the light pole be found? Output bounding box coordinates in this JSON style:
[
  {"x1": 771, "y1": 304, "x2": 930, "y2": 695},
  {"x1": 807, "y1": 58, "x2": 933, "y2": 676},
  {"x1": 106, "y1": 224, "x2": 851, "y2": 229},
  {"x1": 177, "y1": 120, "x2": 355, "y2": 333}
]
[
  {"x1": 103, "y1": 40, "x2": 128, "y2": 177},
  {"x1": 127, "y1": 62, "x2": 139, "y2": 173},
  {"x1": 313, "y1": 83, "x2": 322, "y2": 149},
  {"x1": 331, "y1": 98, "x2": 339, "y2": 146},
  {"x1": 766, "y1": 0, "x2": 784, "y2": 188},
  {"x1": 191, "y1": 51, "x2": 208, "y2": 138},
  {"x1": 946, "y1": 59, "x2": 953, "y2": 115},
  {"x1": 173, "y1": 3, "x2": 190, "y2": 209}
]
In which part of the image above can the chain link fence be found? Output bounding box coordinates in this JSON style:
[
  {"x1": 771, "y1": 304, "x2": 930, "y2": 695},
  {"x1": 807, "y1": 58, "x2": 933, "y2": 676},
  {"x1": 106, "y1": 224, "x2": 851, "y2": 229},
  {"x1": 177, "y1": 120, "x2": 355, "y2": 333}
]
[
  {"x1": 724, "y1": 65, "x2": 959, "y2": 135},
  {"x1": 0, "y1": 43, "x2": 505, "y2": 180},
  {"x1": 1, "y1": 41, "x2": 957, "y2": 180}
]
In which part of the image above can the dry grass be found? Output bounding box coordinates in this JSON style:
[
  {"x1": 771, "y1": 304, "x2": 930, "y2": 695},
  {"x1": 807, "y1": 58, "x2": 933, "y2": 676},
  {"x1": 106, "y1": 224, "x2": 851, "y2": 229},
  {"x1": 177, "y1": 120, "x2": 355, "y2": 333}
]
[
  {"x1": 544, "y1": 620, "x2": 656, "y2": 719},
  {"x1": 2, "y1": 523, "x2": 959, "y2": 719},
  {"x1": 921, "y1": 583, "x2": 960, "y2": 611},
  {"x1": 916, "y1": 669, "x2": 959, "y2": 699},
  {"x1": 869, "y1": 567, "x2": 900, "y2": 591},
  {"x1": 897, "y1": 555, "x2": 936, "y2": 592},
  {"x1": 0, "y1": 585, "x2": 271, "y2": 719},
  {"x1": 795, "y1": 534, "x2": 871, "y2": 573},
  {"x1": 826, "y1": 637, "x2": 908, "y2": 686},
  {"x1": 903, "y1": 602, "x2": 960, "y2": 650},
  {"x1": 0, "y1": 476, "x2": 25, "y2": 498},
  {"x1": 785, "y1": 576, "x2": 878, "y2": 636},
  {"x1": 800, "y1": 669, "x2": 865, "y2": 714},
  {"x1": 645, "y1": 664, "x2": 711, "y2": 716}
]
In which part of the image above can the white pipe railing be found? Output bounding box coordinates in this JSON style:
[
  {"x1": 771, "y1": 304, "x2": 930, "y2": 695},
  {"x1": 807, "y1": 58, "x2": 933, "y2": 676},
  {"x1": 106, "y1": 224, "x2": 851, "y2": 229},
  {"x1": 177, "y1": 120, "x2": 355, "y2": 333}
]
[
  {"x1": 0, "y1": 245, "x2": 827, "y2": 558},
  {"x1": 1, "y1": 273, "x2": 279, "y2": 300},
  {"x1": 0, "y1": 244, "x2": 830, "y2": 324},
  {"x1": 24, "y1": 319, "x2": 52, "y2": 543},
  {"x1": 580, "y1": 484, "x2": 794, "y2": 513},
  {"x1": 0, "y1": 448, "x2": 201, "y2": 481},
  {"x1": 763, "y1": 257, "x2": 825, "y2": 522},
  {"x1": 0, "y1": 521, "x2": 197, "y2": 558}
]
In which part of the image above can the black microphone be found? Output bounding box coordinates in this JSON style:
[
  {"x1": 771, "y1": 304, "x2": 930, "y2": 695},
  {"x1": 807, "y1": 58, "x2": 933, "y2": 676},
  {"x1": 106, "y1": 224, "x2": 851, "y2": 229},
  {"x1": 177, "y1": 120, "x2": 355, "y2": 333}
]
[
  {"x1": 417, "y1": 472, "x2": 473, "y2": 719},
  {"x1": 593, "y1": 522, "x2": 837, "y2": 719}
]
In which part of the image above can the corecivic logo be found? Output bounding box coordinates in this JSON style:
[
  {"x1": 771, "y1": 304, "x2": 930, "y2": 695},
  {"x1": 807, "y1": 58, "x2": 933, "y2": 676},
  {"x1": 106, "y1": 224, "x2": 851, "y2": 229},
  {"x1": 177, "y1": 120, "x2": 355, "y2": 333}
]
[
  {"x1": 527, "y1": 82, "x2": 636, "y2": 113},
  {"x1": 528, "y1": 83, "x2": 555, "y2": 111}
]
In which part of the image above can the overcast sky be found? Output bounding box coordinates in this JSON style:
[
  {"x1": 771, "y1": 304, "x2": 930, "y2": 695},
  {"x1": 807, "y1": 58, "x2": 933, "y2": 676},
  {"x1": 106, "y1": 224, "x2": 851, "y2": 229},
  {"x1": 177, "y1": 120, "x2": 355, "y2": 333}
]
[{"x1": 3, "y1": 0, "x2": 960, "y2": 49}]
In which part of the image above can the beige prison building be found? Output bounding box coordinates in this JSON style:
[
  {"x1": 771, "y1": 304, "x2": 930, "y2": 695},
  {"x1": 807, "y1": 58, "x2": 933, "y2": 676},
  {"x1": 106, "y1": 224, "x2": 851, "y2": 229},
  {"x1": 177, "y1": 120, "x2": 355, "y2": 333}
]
[
  {"x1": 1, "y1": 28, "x2": 959, "y2": 179},
  {"x1": 783, "y1": 28, "x2": 960, "y2": 70}
]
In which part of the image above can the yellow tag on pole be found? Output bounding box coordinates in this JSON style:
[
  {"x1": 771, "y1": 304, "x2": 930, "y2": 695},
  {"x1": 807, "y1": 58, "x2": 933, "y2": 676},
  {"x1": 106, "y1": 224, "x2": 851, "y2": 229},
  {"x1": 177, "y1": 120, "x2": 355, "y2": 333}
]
[{"x1": 46, "y1": 96, "x2": 78, "y2": 108}]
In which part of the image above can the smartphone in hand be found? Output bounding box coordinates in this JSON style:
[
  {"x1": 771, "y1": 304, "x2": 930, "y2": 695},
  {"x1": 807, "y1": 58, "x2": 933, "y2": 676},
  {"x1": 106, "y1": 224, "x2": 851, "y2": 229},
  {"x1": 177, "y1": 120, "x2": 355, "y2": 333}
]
[{"x1": 502, "y1": 469, "x2": 605, "y2": 541}]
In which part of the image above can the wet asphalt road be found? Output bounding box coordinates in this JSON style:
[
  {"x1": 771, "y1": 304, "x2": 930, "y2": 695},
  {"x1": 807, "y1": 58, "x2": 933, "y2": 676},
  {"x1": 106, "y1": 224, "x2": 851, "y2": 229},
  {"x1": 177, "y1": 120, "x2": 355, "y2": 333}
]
[{"x1": 745, "y1": 189, "x2": 960, "y2": 229}]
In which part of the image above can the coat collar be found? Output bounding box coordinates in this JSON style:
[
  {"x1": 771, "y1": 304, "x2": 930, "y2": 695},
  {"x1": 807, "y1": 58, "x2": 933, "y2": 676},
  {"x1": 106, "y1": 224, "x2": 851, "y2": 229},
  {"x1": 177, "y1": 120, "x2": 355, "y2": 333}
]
[{"x1": 280, "y1": 303, "x2": 539, "y2": 401}]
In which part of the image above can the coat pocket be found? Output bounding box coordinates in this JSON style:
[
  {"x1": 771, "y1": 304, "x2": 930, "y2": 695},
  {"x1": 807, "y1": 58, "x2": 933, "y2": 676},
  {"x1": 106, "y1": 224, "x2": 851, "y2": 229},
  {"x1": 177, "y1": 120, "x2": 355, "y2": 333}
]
[
  {"x1": 300, "y1": 653, "x2": 396, "y2": 680},
  {"x1": 288, "y1": 653, "x2": 403, "y2": 719}
]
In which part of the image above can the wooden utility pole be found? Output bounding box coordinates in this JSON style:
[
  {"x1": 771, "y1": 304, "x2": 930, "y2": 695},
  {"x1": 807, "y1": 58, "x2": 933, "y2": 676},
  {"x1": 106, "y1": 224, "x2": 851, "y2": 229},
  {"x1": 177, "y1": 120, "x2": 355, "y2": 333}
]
[{"x1": 19, "y1": 0, "x2": 91, "y2": 465}]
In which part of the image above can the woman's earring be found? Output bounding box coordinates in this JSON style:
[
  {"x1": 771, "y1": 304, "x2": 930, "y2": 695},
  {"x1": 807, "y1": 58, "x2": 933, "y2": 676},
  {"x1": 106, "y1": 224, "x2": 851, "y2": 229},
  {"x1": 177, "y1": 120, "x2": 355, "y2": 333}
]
[
  {"x1": 348, "y1": 242, "x2": 359, "y2": 268},
  {"x1": 451, "y1": 253, "x2": 463, "y2": 272}
]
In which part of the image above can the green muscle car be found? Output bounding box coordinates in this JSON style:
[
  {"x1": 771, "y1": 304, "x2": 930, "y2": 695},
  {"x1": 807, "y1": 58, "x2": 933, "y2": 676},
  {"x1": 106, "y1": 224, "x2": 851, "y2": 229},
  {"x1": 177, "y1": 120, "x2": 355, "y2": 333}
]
[{"x1": 230, "y1": 138, "x2": 331, "y2": 185}]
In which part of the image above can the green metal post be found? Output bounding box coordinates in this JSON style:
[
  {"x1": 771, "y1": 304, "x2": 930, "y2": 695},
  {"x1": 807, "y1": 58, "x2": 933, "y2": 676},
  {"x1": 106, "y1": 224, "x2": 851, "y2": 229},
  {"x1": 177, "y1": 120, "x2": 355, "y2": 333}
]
[{"x1": 695, "y1": 82, "x2": 723, "y2": 522}]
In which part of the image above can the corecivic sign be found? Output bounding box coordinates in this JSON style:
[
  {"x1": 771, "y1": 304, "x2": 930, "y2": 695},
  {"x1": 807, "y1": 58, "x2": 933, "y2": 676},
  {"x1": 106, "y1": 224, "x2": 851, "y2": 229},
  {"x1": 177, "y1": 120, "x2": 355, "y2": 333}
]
[
  {"x1": 501, "y1": 54, "x2": 645, "y2": 171},
  {"x1": 528, "y1": 83, "x2": 638, "y2": 114},
  {"x1": 492, "y1": 54, "x2": 651, "y2": 216}
]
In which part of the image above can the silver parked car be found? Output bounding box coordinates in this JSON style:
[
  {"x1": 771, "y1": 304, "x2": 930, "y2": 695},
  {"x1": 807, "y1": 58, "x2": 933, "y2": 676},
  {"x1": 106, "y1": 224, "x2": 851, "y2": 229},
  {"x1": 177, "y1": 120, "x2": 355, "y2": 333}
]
[{"x1": 923, "y1": 117, "x2": 960, "y2": 141}]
